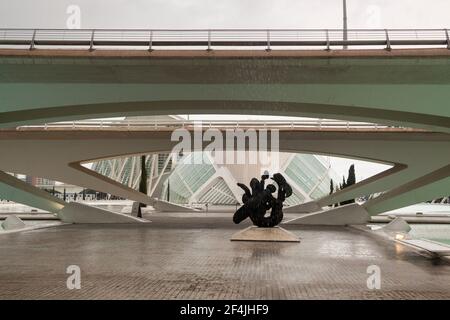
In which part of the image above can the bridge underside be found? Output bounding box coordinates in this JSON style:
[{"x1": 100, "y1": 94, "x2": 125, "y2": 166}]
[
  {"x1": 0, "y1": 49, "x2": 449, "y2": 223},
  {"x1": 0, "y1": 49, "x2": 449, "y2": 132},
  {"x1": 0, "y1": 130, "x2": 448, "y2": 221}
]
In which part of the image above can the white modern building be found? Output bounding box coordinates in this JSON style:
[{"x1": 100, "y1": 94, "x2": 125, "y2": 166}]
[{"x1": 92, "y1": 150, "x2": 339, "y2": 208}]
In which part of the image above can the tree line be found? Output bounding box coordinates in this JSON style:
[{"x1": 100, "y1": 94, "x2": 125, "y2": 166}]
[{"x1": 329, "y1": 164, "x2": 356, "y2": 207}]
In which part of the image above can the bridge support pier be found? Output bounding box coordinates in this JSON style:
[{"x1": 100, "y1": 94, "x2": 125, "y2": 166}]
[
  {"x1": 364, "y1": 165, "x2": 450, "y2": 215},
  {"x1": 0, "y1": 170, "x2": 65, "y2": 214},
  {"x1": 57, "y1": 202, "x2": 148, "y2": 223},
  {"x1": 0, "y1": 171, "x2": 148, "y2": 223},
  {"x1": 283, "y1": 203, "x2": 370, "y2": 226}
]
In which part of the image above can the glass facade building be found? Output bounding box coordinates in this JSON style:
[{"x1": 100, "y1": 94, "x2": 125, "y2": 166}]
[{"x1": 91, "y1": 151, "x2": 339, "y2": 207}]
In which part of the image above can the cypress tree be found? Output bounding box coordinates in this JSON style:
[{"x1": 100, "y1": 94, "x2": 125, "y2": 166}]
[
  {"x1": 138, "y1": 155, "x2": 148, "y2": 218},
  {"x1": 329, "y1": 179, "x2": 335, "y2": 207},
  {"x1": 340, "y1": 164, "x2": 356, "y2": 205},
  {"x1": 167, "y1": 179, "x2": 170, "y2": 202},
  {"x1": 340, "y1": 176, "x2": 346, "y2": 190},
  {"x1": 139, "y1": 155, "x2": 148, "y2": 196},
  {"x1": 346, "y1": 164, "x2": 356, "y2": 187}
]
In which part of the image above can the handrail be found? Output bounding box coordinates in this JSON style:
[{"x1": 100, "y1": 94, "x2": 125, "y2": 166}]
[
  {"x1": 15, "y1": 119, "x2": 415, "y2": 131},
  {"x1": 0, "y1": 28, "x2": 449, "y2": 51}
]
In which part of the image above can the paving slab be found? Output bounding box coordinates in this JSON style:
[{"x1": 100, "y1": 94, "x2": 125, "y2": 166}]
[{"x1": 0, "y1": 214, "x2": 449, "y2": 299}]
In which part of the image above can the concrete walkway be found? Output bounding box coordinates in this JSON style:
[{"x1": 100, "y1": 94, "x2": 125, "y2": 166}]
[{"x1": 0, "y1": 215, "x2": 449, "y2": 299}]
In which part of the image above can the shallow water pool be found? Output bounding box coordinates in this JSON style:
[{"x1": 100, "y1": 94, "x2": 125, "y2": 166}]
[{"x1": 409, "y1": 224, "x2": 450, "y2": 245}]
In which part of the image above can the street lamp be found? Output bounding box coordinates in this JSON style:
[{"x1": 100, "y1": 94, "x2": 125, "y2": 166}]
[{"x1": 343, "y1": 0, "x2": 348, "y2": 49}]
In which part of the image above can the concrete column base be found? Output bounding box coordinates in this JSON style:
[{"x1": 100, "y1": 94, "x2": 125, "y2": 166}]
[
  {"x1": 284, "y1": 201, "x2": 322, "y2": 213},
  {"x1": 283, "y1": 203, "x2": 370, "y2": 226},
  {"x1": 57, "y1": 202, "x2": 149, "y2": 224},
  {"x1": 153, "y1": 199, "x2": 200, "y2": 212},
  {"x1": 1, "y1": 215, "x2": 26, "y2": 230}
]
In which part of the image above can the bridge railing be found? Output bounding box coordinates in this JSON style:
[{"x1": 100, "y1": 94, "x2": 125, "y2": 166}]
[
  {"x1": 0, "y1": 28, "x2": 449, "y2": 51},
  {"x1": 16, "y1": 119, "x2": 414, "y2": 131}
]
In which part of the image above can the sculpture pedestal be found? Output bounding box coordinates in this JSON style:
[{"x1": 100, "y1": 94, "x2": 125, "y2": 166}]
[{"x1": 230, "y1": 226, "x2": 300, "y2": 242}]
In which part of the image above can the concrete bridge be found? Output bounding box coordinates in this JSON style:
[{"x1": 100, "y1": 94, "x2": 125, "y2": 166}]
[
  {"x1": 1, "y1": 47, "x2": 450, "y2": 132},
  {"x1": 0, "y1": 129, "x2": 448, "y2": 223},
  {"x1": 0, "y1": 28, "x2": 449, "y2": 224}
]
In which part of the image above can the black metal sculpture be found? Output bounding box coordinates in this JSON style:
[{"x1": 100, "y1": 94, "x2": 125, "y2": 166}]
[{"x1": 233, "y1": 172, "x2": 292, "y2": 227}]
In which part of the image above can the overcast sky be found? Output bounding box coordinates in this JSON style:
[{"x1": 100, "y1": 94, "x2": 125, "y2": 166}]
[{"x1": 1, "y1": 0, "x2": 450, "y2": 29}]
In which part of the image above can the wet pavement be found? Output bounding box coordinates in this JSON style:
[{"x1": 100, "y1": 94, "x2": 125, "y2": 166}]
[{"x1": 0, "y1": 214, "x2": 449, "y2": 299}]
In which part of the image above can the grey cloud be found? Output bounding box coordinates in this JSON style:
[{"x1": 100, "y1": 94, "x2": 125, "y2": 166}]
[{"x1": 0, "y1": 0, "x2": 448, "y2": 29}]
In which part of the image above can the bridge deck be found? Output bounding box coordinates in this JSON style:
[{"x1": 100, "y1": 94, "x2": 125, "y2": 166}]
[{"x1": 1, "y1": 48, "x2": 450, "y2": 59}]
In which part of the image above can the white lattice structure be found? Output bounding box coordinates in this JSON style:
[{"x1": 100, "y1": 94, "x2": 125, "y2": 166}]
[{"x1": 92, "y1": 150, "x2": 339, "y2": 207}]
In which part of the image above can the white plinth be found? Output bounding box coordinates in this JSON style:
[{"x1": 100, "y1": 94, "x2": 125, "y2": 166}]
[
  {"x1": 283, "y1": 203, "x2": 369, "y2": 226},
  {"x1": 1, "y1": 215, "x2": 26, "y2": 231},
  {"x1": 230, "y1": 226, "x2": 300, "y2": 242},
  {"x1": 57, "y1": 202, "x2": 148, "y2": 224}
]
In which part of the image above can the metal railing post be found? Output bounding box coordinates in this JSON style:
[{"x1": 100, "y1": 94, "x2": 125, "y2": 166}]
[
  {"x1": 30, "y1": 29, "x2": 37, "y2": 50},
  {"x1": 3, "y1": 27, "x2": 450, "y2": 52},
  {"x1": 148, "y1": 30, "x2": 153, "y2": 51},
  {"x1": 207, "y1": 30, "x2": 212, "y2": 51},
  {"x1": 384, "y1": 29, "x2": 391, "y2": 51},
  {"x1": 325, "y1": 29, "x2": 330, "y2": 51},
  {"x1": 89, "y1": 29, "x2": 95, "y2": 51},
  {"x1": 445, "y1": 29, "x2": 450, "y2": 50}
]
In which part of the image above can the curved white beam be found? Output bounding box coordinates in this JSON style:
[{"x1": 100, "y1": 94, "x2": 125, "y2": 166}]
[{"x1": 0, "y1": 130, "x2": 448, "y2": 215}]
